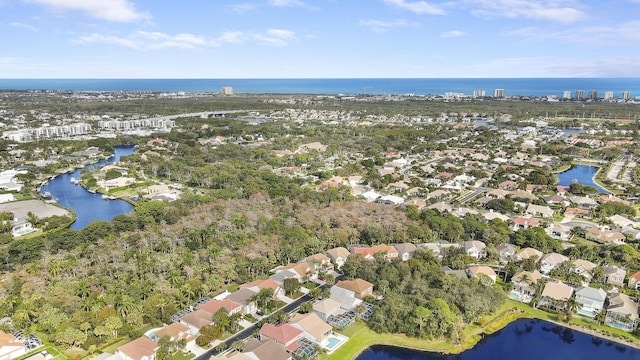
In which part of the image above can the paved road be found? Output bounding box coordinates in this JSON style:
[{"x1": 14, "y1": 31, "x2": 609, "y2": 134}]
[
  {"x1": 458, "y1": 187, "x2": 491, "y2": 203},
  {"x1": 195, "y1": 275, "x2": 342, "y2": 360}
]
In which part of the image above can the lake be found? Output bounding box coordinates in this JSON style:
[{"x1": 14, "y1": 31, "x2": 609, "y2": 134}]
[
  {"x1": 39, "y1": 145, "x2": 135, "y2": 230},
  {"x1": 356, "y1": 319, "x2": 640, "y2": 360},
  {"x1": 556, "y1": 165, "x2": 610, "y2": 193}
]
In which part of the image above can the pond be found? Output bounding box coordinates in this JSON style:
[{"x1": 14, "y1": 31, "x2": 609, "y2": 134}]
[
  {"x1": 39, "y1": 145, "x2": 136, "y2": 230},
  {"x1": 356, "y1": 319, "x2": 640, "y2": 360},
  {"x1": 556, "y1": 164, "x2": 610, "y2": 193}
]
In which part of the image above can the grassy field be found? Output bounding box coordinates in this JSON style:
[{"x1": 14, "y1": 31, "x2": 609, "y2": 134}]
[{"x1": 324, "y1": 299, "x2": 640, "y2": 360}]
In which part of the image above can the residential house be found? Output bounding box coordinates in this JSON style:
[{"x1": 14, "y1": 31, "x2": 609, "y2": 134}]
[
  {"x1": 326, "y1": 247, "x2": 351, "y2": 269},
  {"x1": 241, "y1": 278, "x2": 283, "y2": 299},
  {"x1": 376, "y1": 195, "x2": 405, "y2": 206},
  {"x1": 487, "y1": 189, "x2": 511, "y2": 199},
  {"x1": 495, "y1": 243, "x2": 517, "y2": 263},
  {"x1": 511, "y1": 270, "x2": 542, "y2": 303},
  {"x1": 179, "y1": 310, "x2": 214, "y2": 333},
  {"x1": 116, "y1": 337, "x2": 159, "y2": 360},
  {"x1": 312, "y1": 298, "x2": 343, "y2": 322},
  {"x1": 289, "y1": 313, "x2": 333, "y2": 346},
  {"x1": 511, "y1": 217, "x2": 540, "y2": 230},
  {"x1": 394, "y1": 243, "x2": 417, "y2": 261},
  {"x1": 351, "y1": 244, "x2": 398, "y2": 261},
  {"x1": 226, "y1": 288, "x2": 258, "y2": 315},
  {"x1": 334, "y1": 279, "x2": 373, "y2": 299},
  {"x1": 606, "y1": 292, "x2": 639, "y2": 332},
  {"x1": 241, "y1": 338, "x2": 292, "y2": 360},
  {"x1": 442, "y1": 266, "x2": 469, "y2": 280},
  {"x1": 600, "y1": 194, "x2": 630, "y2": 206},
  {"x1": 547, "y1": 224, "x2": 571, "y2": 241},
  {"x1": 149, "y1": 323, "x2": 196, "y2": 349},
  {"x1": 540, "y1": 281, "x2": 574, "y2": 309},
  {"x1": 515, "y1": 247, "x2": 543, "y2": 262},
  {"x1": 585, "y1": 228, "x2": 626, "y2": 245},
  {"x1": 609, "y1": 215, "x2": 639, "y2": 229},
  {"x1": 277, "y1": 261, "x2": 316, "y2": 281},
  {"x1": 305, "y1": 253, "x2": 333, "y2": 272},
  {"x1": 259, "y1": 323, "x2": 304, "y2": 352},
  {"x1": 511, "y1": 190, "x2": 538, "y2": 201},
  {"x1": 540, "y1": 253, "x2": 570, "y2": 274},
  {"x1": 0, "y1": 331, "x2": 26, "y2": 360},
  {"x1": 463, "y1": 240, "x2": 486, "y2": 259},
  {"x1": 467, "y1": 265, "x2": 497, "y2": 283},
  {"x1": 402, "y1": 198, "x2": 426, "y2": 210},
  {"x1": 498, "y1": 180, "x2": 519, "y2": 191},
  {"x1": 525, "y1": 204, "x2": 554, "y2": 218},
  {"x1": 573, "y1": 259, "x2": 597, "y2": 284},
  {"x1": 575, "y1": 286, "x2": 607, "y2": 316},
  {"x1": 568, "y1": 196, "x2": 598, "y2": 209},
  {"x1": 197, "y1": 299, "x2": 242, "y2": 316},
  {"x1": 564, "y1": 207, "x2": 590, "y2": 218},
  {"x1": 543, "y1": 194, "x2": 568, "y2": 206},
  {"x1": 482, "y1": 210, "x2": 510, "y2": 222},
  {"x1": 603, "y1": 264, "x2": 626, "y2": 287},
  {"x1": 628, "y1": 271, "x2": 640, "y2": 290}
]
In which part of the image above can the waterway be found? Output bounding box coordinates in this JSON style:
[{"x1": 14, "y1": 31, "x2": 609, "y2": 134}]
[
  {"x1": 556, "y1": 164, "x2": 610, "y2": 193},
  {"x1": 356, "y1": 319, "x2": 640, "y2": 360},
  {"x1": 39, "y1": 145, "x2": 135, "y2": 230}
]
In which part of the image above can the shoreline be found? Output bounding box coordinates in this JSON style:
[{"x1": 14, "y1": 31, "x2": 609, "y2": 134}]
[{"x1": 334, "y1": 300, "x2": 640, "y2": 359}]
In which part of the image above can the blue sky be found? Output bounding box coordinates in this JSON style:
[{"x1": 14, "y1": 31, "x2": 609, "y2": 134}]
[{"x1": 2, "y1": 0, "x2": 640, "y2": 78}]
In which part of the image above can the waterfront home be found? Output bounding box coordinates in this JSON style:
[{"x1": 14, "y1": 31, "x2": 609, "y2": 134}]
[
  {"x1": 540, "y1": 281, "x2": 574, "y2": 309},
  {"x1": 606, "y1": 292, "x2": 639, "y2": 332},
  {"x1": 326, "y1": 247, "x2": 351, "y2": 269},
  {"x1": 259, "y1": 323, "x2": 304, "y2": 351},
  {"x1": 394, "y1": 242, "x2": 417, "y2": 261},
  {"x1": 575, "y1": 286, "x2": 607, "y2": 316},
  {"x1": 116, "y1": 336, "x2": 159, "y2": 360},
  {"x1": 628, "y1": 271, "x2": 640, "y2": 290},
  {"x1": 515, "y1": 247, "x2": 543, "y2": 262},
  {"x1": 467, "y1": 265, "x2": 497, "y2": 283},
  {"x1": 289, "y1": 312, "x2": 333, "y2": 346},
  {"x1": 463, "y1": 240, "x2": 486, "y2": 259},
  {"x1": 603, "y1": 264, "x2": 626, "y2": 287},
  {"x1": 525, "y1": 204, "x2": 554, "y2": 218},
  {"x1": 0, "y1": 331, "x2": 26, "y2": 360},
  {"x1": 540, "y1": 252, "x2": 569, "y2": 274},
  {"x1": 585, "y1": 227, "x2": 626, "y2": 245},
  {"x1": 511, "y1": 270, "x2": 542, "y2": 303}
]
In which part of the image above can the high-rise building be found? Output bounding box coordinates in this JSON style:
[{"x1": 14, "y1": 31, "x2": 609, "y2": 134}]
[
  {"x1": 575, "y1": 90, "x2": 584, "y2": 100},
  {"x1": 588, "y1": 90, "x2": 598, "y2": 100},
  {"x1": 563, "y1": 91, "x2": 571, "y2": 99},
  {"x1": 493, "y1": 88, "x2": 505, "y2": 98},
  {"x1": 604, "y1": 91, "x2": 614, "y2": 100},
  {"x1": 623, "y1": 91, "x2": 631, "y2": 100},
  {"x1": 221, "y1": 86, "x2": 234, "y2": 95},
  {"x1": 473, "y1": 90, "x2": 485, "y2": 98}
]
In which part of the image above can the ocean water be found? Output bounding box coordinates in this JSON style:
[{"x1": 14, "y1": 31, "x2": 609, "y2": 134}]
[{"x1": 1, "y1": 78, "x2": 639, "y2": 97}]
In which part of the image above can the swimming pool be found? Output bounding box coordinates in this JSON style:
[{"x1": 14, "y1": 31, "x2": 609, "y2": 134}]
[{"x1": 326, "y1": 336, "x2": 341, "y2": 349}]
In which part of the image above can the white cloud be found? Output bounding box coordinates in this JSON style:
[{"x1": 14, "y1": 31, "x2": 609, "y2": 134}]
[
  {"x1": 268, "y1": 0, "x2": 304, "y2": 7},
  {"x1": 231, "y1": 3, "x2": 259, "y2": 12},
  {"x1": 253, "y1": 28, "x2": 296, "y2": 46},
  {"x1": 359, "y1": 19, "x2": 413, "y2": 32},
  {"x1": 507, "y1": 21, "x2": 640, "y2": 46},
  {"x1": 467, "y1": 0, "x2": 586, "y2": 23},
  {"x1": 441, "y1": 30, "x2": 466, "y2": 37},
  {"x1": 9, "y1": 22, "x2": 38, "y2": 31},
  {"x1": 383, "y1": 0, "x2": 446, "y2": 15},
  {"x1": 25, "y1": 0, "x2": 149, "y2": 22},
  {"x1": 73, "y1": 28, "x2": 299, "y2": 49},
  {"x1": 73, "y1": 31, "x2": 208, "y2": 50}
]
